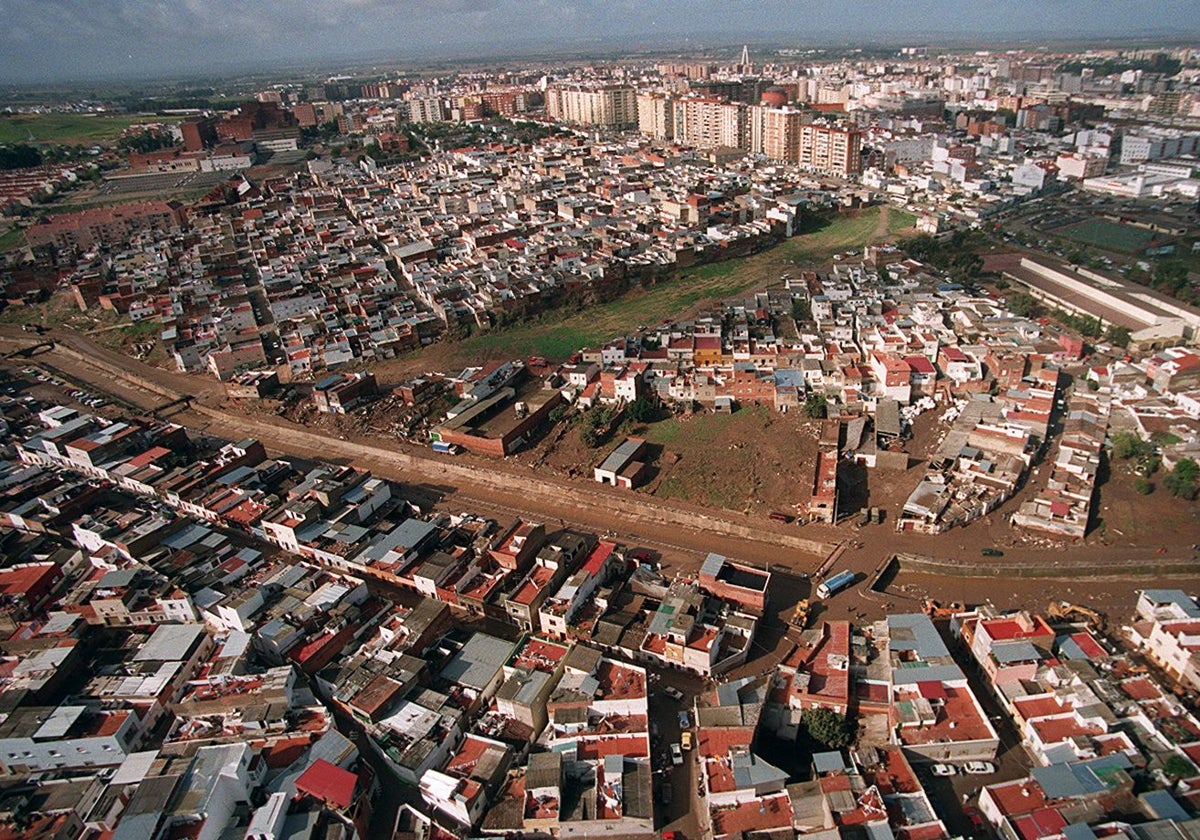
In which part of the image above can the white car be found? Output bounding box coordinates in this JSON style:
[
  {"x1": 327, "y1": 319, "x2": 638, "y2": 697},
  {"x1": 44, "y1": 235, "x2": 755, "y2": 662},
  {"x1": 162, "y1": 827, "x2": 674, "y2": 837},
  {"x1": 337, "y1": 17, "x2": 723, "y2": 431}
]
[
  {"x1": 662, "y1": 686, "x2": 684, "y2": 702},
  {"x1": 670, "y1": 743, "x2": 683, "y2": 766},
  {"x1": 963, "y1": 761, "x2": 997, "y2": 775},
  {"x1": 931, "y1": 763, "x2": 957, "y2": 777}
]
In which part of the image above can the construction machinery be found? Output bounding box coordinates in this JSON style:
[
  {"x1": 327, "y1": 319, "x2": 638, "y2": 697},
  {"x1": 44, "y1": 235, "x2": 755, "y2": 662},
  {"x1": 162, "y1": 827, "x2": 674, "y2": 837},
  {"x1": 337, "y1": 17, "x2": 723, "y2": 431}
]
[
  {"x1": 922, "y1": 598, "x2": 965, "y2": 619},
  {"x1": 791, "y1": 599, "x2": 811, "y2": 629},
  {"x1": 1047, "y1": 601, "x2": 1105, "y2": 629}
]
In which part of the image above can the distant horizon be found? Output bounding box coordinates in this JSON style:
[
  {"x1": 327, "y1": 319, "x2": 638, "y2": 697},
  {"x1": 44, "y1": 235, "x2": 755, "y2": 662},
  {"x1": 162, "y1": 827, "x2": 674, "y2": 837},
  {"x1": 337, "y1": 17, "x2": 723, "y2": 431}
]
[{"x1": 2, "y1": 0, "x2": 1198, "y2": 86}]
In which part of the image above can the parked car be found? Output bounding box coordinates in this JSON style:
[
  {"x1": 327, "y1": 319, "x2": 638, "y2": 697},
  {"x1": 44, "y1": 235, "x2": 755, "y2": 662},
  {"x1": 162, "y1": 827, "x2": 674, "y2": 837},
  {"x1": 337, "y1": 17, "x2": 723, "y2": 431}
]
[
  {"x1": 670, "y1": 743, "x2": 683, "y2": 766},
  {"x1": 931, "y1": 763, "x2": 957, "y2": 777},
  {"x1": 963, "y1": 761, "x2": 997, "y2": 775},
  {"x1": 962, "y1": 807, "x2": 986, "y2": 832},
  {"x1": 981, "y1": 547, "x2": 1004, "y2": 557},
  {"x1": 663, "y1": 686, "x2": 684, "y2": 702},
  {"x1": 681, "y1": 731, "x2": 693, "y2": 751},
  {"x1": 677, "y1": 711, "x2": 690, "y2": 729}
]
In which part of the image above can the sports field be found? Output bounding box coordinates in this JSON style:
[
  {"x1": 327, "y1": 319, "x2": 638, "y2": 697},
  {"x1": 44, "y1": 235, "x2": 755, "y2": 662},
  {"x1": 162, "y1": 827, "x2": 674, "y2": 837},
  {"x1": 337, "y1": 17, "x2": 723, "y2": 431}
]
[{"x1": 1048, "y1": 218, "x2": 1160, "y2": 253}]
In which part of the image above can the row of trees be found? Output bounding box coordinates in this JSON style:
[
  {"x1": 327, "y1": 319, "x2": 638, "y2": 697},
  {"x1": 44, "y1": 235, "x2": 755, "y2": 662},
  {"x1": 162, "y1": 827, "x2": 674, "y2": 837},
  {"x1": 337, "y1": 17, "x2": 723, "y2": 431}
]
[
  {"x1": 1003, "y1": 292, "x2": 1131, "y2": 347},
  {"x1": 117, "y1": 128, "x2": 178, "y2": 154},
  {"x1": 1136, "y1": 260, "x2": 1199, "y2": 307}
]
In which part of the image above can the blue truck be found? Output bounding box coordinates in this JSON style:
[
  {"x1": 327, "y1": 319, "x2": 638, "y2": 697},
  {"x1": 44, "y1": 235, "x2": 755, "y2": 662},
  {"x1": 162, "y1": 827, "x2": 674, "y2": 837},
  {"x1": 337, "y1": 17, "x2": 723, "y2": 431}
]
[{"x1": 816, "y1": 569, "x2": 856, "y2": 599}]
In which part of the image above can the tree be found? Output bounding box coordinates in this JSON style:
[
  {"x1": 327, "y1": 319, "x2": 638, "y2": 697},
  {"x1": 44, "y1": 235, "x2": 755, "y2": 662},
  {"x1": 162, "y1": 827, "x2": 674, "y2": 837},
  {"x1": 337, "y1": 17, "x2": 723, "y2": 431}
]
[
  {"x1": 1163, "y1": 458, "x2": 1199, "y2": 500},
  {"x1": 801, "y1": 708, "x2": 854, "y2": 749},
  {"x1": 803, "y1": 393, "x2": 828, "y2": 419},
  {"x1": 1105, "y1": 325, "x2": 1131, "y2": 349},
  {"x1": 0, "y1": 144, "x2": 42, "y2": 171},
  {"x1": 118, "y1": 129, "x2": 177, "y2": 154},
  {"x1": 579, "y1": 425, "x2": 599, "y2": 448},
  {"x1": 1133, "y1": 477, "x2": 1153, "y2": 495},
  {"x1": 1175, "y1": 457, "x2": 1199, "y2": 484},
  {"x1": 627, "y1": 398, "x2": 658, "y2": 423},
  {"x1": 948, "y1": 251, "x2": 984, "y2": 283},
  {"x1": 792, "y1": 296, "x2": 813, "y2": 324},
  {"x1": 1153, "y1": 260, "x2": 1188, "y2": 293},
  {"x1": 1006, "y1": 293, "x2": 1039, "y2": 318},
  {"x1": 1111, "y1": 431, "x2": 1150, "y2": 460},
  {"x1": 1163, "y1": 755, "x2": 1197, "y2": 780}
]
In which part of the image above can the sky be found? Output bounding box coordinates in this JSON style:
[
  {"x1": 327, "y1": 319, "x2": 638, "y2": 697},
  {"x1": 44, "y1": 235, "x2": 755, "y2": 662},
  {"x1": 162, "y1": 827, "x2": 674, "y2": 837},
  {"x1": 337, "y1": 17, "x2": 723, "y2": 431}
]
[{"x1": 1, "y1": 0, "x2": 1197, "y2": 84}]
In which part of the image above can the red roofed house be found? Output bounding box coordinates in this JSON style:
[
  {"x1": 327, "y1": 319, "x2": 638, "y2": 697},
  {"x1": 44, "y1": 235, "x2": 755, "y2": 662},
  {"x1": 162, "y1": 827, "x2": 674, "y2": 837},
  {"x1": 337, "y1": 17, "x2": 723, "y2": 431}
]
[
  {"x1": 0, "y1": 563, "x2": 63, "y2": 620},
  {"x1": 904, "y1": 354, "x2": 938, "y2": 396},
  {"x1": 296, "y1": 758, "x2": 359, "y2": 811}
]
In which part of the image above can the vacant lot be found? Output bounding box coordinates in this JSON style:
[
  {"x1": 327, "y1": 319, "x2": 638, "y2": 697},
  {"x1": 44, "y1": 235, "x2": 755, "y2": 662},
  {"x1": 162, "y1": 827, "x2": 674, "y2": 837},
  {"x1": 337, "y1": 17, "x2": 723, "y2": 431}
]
[
  {"x1": 646, "y1": 406, "x2": 822, "y2": 512},
  {"x1": 1093, "y1": 458, "x2": 1200, "y2": 548},
  {"x1": 388, "y1": 206, "x2": 915, "y2": 373},
  {"x1": 0, "y1": 113, "x2": 182, "y2": 145},
  {"x1": 517, "y1": 403, "x2": 825, "y2": 523}
]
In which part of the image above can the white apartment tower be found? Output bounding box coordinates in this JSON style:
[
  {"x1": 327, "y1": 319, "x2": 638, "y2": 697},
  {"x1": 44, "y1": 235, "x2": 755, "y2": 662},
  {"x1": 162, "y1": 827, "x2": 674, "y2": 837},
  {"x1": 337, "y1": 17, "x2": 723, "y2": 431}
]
[{"x1": 546, "y1": 84, "x2": 637, "y2": 128}]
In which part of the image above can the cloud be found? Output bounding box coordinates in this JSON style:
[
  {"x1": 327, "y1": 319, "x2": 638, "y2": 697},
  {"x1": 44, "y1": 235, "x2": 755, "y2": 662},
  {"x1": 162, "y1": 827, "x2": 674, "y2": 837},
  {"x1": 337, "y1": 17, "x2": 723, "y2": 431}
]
[{"x1": 0, "y1": 0, "x2": 1195, "y2": 83}]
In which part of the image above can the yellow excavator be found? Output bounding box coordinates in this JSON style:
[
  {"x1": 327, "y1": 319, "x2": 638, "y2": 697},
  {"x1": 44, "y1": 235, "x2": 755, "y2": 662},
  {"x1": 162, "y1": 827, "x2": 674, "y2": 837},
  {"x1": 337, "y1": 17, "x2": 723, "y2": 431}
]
[
  {"x1": 1047, "y1": 601, "x2": 1104, "y2": 629},
  {"x1": 791, "y1": 599, "x2": 811, "y2": 629},
  {"x1": 922, "y1": 598, "x2": 964, "y2": 619}
]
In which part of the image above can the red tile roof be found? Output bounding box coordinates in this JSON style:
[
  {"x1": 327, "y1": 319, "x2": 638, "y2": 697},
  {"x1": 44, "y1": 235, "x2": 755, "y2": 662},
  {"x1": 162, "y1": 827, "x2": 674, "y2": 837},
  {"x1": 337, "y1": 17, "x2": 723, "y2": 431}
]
[
  {"x1": 1120, "y1": 677, "x2": 1162, "y2": 702},
  {"x1": 1068, "y1": 632, "x2": 1107, "y2": 659},
  {"x1": 1011, "y1": 807, "x2": 1067, "y2": 840},
  {"x1": 582, "y1": 541, "x2": 615, "y2": 575},
  {"x1": 0, "y1": 563, "x2": 58, "y2": 597},
  {"x1": 296, "y1": 759, "x2": 357, "y2": 810},
  {"x1": 986, "y1": 780, "x2": 1047, "y2": 817}
]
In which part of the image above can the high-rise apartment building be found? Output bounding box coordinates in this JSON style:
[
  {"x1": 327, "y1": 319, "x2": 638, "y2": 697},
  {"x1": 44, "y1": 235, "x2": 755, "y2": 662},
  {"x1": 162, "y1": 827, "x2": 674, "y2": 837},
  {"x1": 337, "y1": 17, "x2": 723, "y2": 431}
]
[
  {"x1": 637, "y1": 93, "x2": 675, "y2": 141},
  {"x1": 546, "y1": 84, "x2": 636, "y2": 128},
  {"x1": 408, "y1": 97, "x2": 445, "y2": 123},
  {"x1": 673, "y1": 98, "x2": 748, "y2": 150},
  {"x1": 799, "y1": 123, "x2": 863, "y2": 176},
  {"x1": 749, "y1": 106, "x2": 809, "y2": 163}
]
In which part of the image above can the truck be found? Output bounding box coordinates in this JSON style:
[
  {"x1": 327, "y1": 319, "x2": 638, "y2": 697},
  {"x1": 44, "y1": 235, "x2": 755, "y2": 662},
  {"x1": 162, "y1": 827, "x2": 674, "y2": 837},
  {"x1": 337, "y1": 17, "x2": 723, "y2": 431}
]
[
  {"x1": 817, "y1": 570, "x2": 856, "y2": 600},
  {"x1": 431, "y1": 440, "x2": 460, "y2": 455}
]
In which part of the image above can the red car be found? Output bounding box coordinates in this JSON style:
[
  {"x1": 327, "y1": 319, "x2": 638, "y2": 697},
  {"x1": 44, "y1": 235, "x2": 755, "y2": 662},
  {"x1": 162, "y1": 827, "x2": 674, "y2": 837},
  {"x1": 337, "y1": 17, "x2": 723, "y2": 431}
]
[{"x1": 962, "y1": 807, "x2": 987, "y2": 833}]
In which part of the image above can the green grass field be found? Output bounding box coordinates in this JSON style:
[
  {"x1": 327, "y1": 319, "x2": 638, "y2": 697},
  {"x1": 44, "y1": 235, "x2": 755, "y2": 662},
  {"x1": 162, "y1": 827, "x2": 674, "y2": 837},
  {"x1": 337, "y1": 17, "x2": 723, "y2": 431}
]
[
  {"x1": 0, "y1": 228, "x2": 25, "y2": 253},
  {"x1": 453, "y1": 206, "x2": 915, "y2": 362},
  {"x1": 0, "y1": 113, "x2": 182, "y2": 146}
]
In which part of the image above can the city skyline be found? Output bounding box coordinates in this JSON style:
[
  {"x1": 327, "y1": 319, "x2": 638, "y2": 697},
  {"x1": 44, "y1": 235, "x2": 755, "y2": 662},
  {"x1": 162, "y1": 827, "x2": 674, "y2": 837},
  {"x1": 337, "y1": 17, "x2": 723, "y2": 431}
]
[{"x1": 2, "y1": 0, "x2": 1200, "y2": 83}]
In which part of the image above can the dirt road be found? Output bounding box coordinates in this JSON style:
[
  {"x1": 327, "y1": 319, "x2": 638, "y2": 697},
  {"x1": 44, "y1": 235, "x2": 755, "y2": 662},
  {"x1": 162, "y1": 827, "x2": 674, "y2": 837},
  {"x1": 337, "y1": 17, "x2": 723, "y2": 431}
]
[{"x1": 4, "y1": 325, "x2": 1197, "y2": 620}]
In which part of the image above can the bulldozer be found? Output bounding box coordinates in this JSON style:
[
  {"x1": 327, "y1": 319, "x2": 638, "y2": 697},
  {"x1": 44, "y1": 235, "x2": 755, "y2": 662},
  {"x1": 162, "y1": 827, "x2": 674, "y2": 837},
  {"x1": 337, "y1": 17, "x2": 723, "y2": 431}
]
[{"x1": 1047, "y1": 601, "x2": 1105, "y2": 629}]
